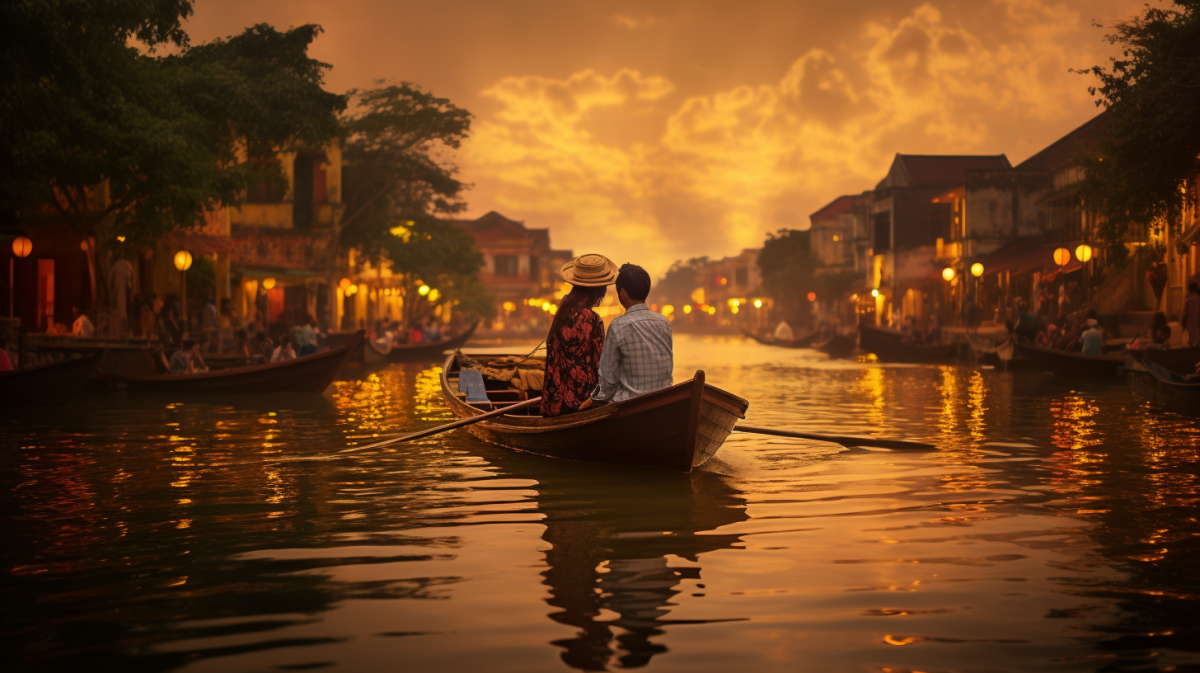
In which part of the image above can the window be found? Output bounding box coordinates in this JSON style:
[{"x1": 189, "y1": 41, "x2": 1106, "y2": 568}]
[
  {"x1": 735, "y1": 267, "x2": 748, "y2": 287},
  {"x1": 494, "y1": 255, "x2": 520, "y2": 277},
  {"x1": 873, "y1": 212, "x2": 891, "y2": 252},
  {"x1": 247, "y1": 157, "x2": 285, "y2": 204},
  {"x1": 528, "y1": 255, "x2": 540, "y2": 282}
]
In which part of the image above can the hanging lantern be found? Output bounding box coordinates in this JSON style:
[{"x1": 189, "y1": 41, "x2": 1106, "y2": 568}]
[
  {"x1": 173, "y1": 250, "x2": 193, "y2": 271},
  {"x1": 1075, "y1": 244, "x2": 1093, "y2": 263},
  {"x1": 12, "y1": 237, "x2": 32, "y2": 258},
  {"x1": 1053, "y1": 248, "x2": 1070, "y2": 266},
  {"x1": 339, "y1": 277, "x2": 352, "y2": 291},
  {"x1": 806, "y1": 291, "x2": 817, "y2": 301},
  {"x1": 942, "y1": 267, "x2": 956, "y2": 281},
  {"x1": 262, "y1": 277, "x2": 276, "y2": 290},
  {"x1": 971, "y1": 262, "x2": 984, "y2": 277}
]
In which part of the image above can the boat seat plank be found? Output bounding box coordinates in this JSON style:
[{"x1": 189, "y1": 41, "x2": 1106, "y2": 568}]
[{"x1": 459, "y1": 369, "x2": 491, "y2": 404}]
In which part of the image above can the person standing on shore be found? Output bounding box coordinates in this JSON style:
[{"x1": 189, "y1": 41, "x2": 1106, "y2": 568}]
[{"x1": 1182, "y1": 284, "x2": 1200, "y2": 347}]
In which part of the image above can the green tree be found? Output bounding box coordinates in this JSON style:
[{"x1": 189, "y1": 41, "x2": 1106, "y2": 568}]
[
  {"x1": 339, "y1": 83, "x2": 473, "y2": 259},
  {"x1": 1, "y1": 1, "x2": 346, "y2": 306},
  {"x1": 1078, "y1": 1, "x2": 1200, "y2": 256},
  {"x1": 377, "y1": 217, "x2": 494, "y2": 329},
  {"x1": 648, "y1": 257, "x2": 708, "y2": 309},
  {"x1": 757, "y1": 229, "x2": 819, "y2": 328}
]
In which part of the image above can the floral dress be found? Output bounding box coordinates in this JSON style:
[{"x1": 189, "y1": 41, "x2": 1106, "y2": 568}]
[{"x1": 541, "y1": 308, "x2": 605, "y2": 417}]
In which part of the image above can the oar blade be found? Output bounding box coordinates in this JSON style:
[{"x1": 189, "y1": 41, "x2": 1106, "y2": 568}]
[{"x1": 733, "y1": 424, "x2": 935, "y2": 451}]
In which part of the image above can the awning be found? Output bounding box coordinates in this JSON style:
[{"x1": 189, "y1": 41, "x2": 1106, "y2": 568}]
[
  {"x1": 973, "y1": 237, "x2": 1083, "y2": 280},
  {"x1": 231, "y1": 264, "x2": 337, "y2": 281}
]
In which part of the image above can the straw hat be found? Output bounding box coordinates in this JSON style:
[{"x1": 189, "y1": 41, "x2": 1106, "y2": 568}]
[{"x1": 559, "y1": 254, "x2": 618, "y2": 287}]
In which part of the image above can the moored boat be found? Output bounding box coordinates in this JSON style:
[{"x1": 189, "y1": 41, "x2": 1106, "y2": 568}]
[
  {"x1": 1126, "y1": 346, "x2": 1200, "y2": 373},
  {"x1": 386, "y1": 322, "x2": 479, "y2": 362},
  {"x1": 1014, "y1": 341, "x2": 1125, "y2": 378},
  {"x1": 814, "y1": 332, "x2": 857, "y2": 359},
  {"x1": 0, "y1": 353, "x2": 103, "y2": 406},
  {"x1": 1130, "y1": 352, "x2": 1200, "y2": 394},
  {"x1": 742, "y1": 330, "x2": 817, "y2": 349},
  {"x1": 103, "y1": 332, "x2": 363, "y2": 394},
  {"x1": 363, "y1": 338, "x2": 392, "y2": 365},
  {"x1": 858, "y1": 324, "x2": 959, "y2": 363},
  {"x1": 440, "y1": 351, "x2": 749, "y2": 472}
]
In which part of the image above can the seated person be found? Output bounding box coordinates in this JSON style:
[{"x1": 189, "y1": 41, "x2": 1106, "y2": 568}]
[
  {"x1": 169, "y1": 340, "x2": 204, "y2": 374},
  {"x1": 1150, "y1": 311, "x2": 1171, "y2": 347},
  {"x1": 1080, "y1": 318, "x2": 1104, "y2": 355},
  {"x1": 1037, "y1": 324, "x2": 1060, "y2": 348},
  {"x1": 590, "y1": 263, "x2": 674, "y2": 406},
  {"x1": 270, "y1": 334, "x2": 297, "y2": 362},
  {"x1": 540, "y1": 254, "x2": 614, "y2": 417}
]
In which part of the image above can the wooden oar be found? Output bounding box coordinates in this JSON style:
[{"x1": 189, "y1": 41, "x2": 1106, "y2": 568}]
[
  {"x1": 734, "y1": 424, "x2": 936, "y2": 451},
  {"x1": 341, "y1": 397, "x2": 542, "y2": 453}
]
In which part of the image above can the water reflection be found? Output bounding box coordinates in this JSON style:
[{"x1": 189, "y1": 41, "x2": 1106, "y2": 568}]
[
  {"x1": 4, "y1": 338, "x2": 1200, "y2": 672},
  {"x1": 489, "y1": 452, "x2": 747, "y2": 670}
]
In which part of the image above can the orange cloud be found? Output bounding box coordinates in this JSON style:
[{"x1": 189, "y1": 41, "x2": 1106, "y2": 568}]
[{"x1": 459, "y1": 2, "x2": 1129, "y2": 276}]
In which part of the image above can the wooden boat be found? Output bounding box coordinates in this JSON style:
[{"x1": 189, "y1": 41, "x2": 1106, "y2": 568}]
[
  {"x1": 1130, "y1": 352, "x2": 1200, "y2": 394},
  {"x1": 363, "y1": 338, "x2": 392, "y2": 365},
  {"x1": 814, "y1": 332, "x2": 857, "y2": 359},
  {"x1": 387, "y1": 322, "x2": 479, "y2": 362},
  {"x1": 440, "y1": 351, "x2": 749, "y2": 472},
  {"x1": 742, "y1": 329, "x2": 816, "y2": 348},
  {"x1": 1127, "y1": 346, "x2": 1200, "y2": 373},
  {"x1": 1014, "y1": 341, "x2": 1125, "y2": 378},
  {"x1": 0, "y1": 353, "x2": 102, "y2": 406},
  {"x1": 104, "y1": 332, "x2": 363, "y2": 394},
  {"x1": 858, "y1": 324, "x2": 960, "y2": 363}
]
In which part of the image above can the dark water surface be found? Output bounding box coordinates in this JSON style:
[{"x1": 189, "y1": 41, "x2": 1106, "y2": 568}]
[{"x1": 3, "y1": 335, "x2": 1199, "y2": 672}]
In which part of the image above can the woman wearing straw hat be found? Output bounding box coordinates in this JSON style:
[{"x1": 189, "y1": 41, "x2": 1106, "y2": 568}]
[{"x1": 541, "y1": 254, "x2": 618, "y2": 417}]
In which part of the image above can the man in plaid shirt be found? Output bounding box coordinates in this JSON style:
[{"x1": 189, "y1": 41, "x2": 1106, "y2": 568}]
[{"x1": 591, "y1": 264, "x2": 673, "y2": 404}]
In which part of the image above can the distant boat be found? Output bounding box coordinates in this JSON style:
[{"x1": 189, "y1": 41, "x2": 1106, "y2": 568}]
[
  {"x1": 858, "y1": 324, "x2": 959, "y2": 363},
  {"x1": 0, "y1": 353, "x2": 102, "y2": 406},
  {"x1": 1014, "y1": 342, "x2": 1125, "y2": 378},
  {"x1": 441, "y1": 351, "x2": 749, "y2": 472},
  {"x1": 1126, "y1": 346, "x2": 1200, "y2": 373},
  {"x1": 103, "y1": 332, "x2": 363, "y2": 394},
  {"x1": 385, "y1": 322, "x2": 479, "y2": 362},
  {"x1": 813, "y1": 332, "x2": 857, "y2": 359},
  {"x1": 742, "y1": 329, "x2": 817, "y2": 348}
]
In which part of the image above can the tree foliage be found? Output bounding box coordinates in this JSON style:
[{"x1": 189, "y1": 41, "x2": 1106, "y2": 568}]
[
  {"x1": 1078, "y1": 1, "x2": 1200, "y2": 253},
  {"x1": 0, "y1": 1, "x2": 346, "y2": 305},
  {"x1": 339, "y1": 83, "x2": 473, "y2": 259},
  {"x1": 648, "y1": 257, "x2": 708, "y2": 309},
  {"x1": 757, "y1": 229, "x2": 819, "y2": 327},
  {"x1": 377, "y1": 217, "x2": 494, "y2": 328}
]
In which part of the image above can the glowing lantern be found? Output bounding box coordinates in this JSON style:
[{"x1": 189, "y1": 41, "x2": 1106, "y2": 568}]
[
  {"x1": 806, "y1": 291, "x2": 817, "y2": 301},
  {"x1": 1053, "y1": 247, "x2": 1070, "y2": 266},
  {"x1": 428, "y1": 289, "x2": 440, "y2": 302},
  {"x1": 262, "y1": 277, "x2": 276, "y2": 290},
  {"x1": 541, "y1": 301, "x2": 551, "y2": 311},
  {"x1": 871, "y1": 289, "x2": 880, "y2": 298},
  {"x1": 173, "y1": 250, "x2": 192, "y2": 271},
  {"x1": 12, "y1": 237, "x2": 32, "y2": 258},
  {"x1": 683, "y1": 305, "x2": 693, "y2": 314},
  {"x1": 753, "y1": 299, "x2": 763, "y2": 308},
  {"x1": 345, "y1": 284, "x2": 358, "y2": 296},
  {"x1": 418, "y1": 285, "x2": 431, "y2": 296},
  {"x1": 971, "y1": 263, "x2": 984, "y2": 277},
  {"x1": 116, "y1": 236, "x2": 126, "y2": 243},
  {"x1": 942, "y1": 267, "x2": 956, "y2": 282},
  {"x1": 1075, "y1": 244, "x2": 1093, "y2": 263},
  {"x1": 339, "y1": 277, "x2": 352, "y2": 291},
  {"x1": 502, "y1": 301, "x2": 516, "y2": 312}
]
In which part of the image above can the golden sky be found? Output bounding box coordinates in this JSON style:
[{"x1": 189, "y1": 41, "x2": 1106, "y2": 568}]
[{"x1": 189, "y1": 0, "x2": 1143, "y2": 277}]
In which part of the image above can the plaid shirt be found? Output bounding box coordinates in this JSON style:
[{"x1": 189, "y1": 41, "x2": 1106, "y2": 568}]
[{"x1": 593, "y1": 303, "x2": 673, "y2": 402}]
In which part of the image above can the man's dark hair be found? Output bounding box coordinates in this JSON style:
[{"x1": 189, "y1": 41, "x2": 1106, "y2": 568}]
[
  {"x1": 182, "y1": 339, "x2": 196, "y2": 349},
  {"x1": 1190, "y1": 283, "x2": 1199, "y2": 295},
  {"x1": 616, "y1": 264, "x2": 651, "y2": 301}
]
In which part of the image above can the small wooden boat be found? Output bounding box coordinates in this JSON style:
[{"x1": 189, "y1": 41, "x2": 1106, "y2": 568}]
[
  {"x1": 387, "y1": 321, "x2": 479, "y2": 362},
  {"x1": 1127, "y1": 346, "x2": 1200, "y2": 373},
  {"x1": 440, "y1": 351, "x2": 749, "y2": 472},
  {"x1": 1014, "y1": 342, "x2": 1125, "y2": 378},
  {"x1": 105, "y1": 332, "x2": 363, "y2": 394},
  {"x1": 363, "y1": 338, "x2": 392, "y2": 365},
  {"x1": 858, "y1": 324, "x2": 960, "y2": 363},
  {"x1": 1130, "y1": 352, "x2": 1200, "y2": 394},
  {"x1": 0, "y1": 353, "x2": 102, "y2": 406},
  {"x1": 814, "y1": 332, "x2": 857, "y2": 359},
  {"x1": 742, "y1": 329, "x2": 816, "y2": 348}
]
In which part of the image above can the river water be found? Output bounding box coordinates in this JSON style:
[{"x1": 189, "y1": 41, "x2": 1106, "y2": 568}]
[{"x1": 2, "y1": 335, "x2": 1198, "y2": 672}]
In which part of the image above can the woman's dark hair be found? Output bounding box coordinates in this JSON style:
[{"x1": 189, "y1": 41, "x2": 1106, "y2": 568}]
[
  {"x1": 1153, "y1": 311, "x2": 1167, "y2": 326},
  {"x1": 615, "y1": 264, "x2": 651, "y2": 301},
  {"x1": 1190, "y1": 283, "x2": 1200, "y2": 295},
  {"x1": 549, "y1": 284, "x2": 607, "y2": 340}
]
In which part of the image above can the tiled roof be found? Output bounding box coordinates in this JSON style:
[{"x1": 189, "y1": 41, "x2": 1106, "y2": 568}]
[
  {"x1": 889, "y1": 154, "x2": 1012, "y2": 188},
  {"x1": 809, "y1": 195, "x2": 855, "y2": 223}
]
